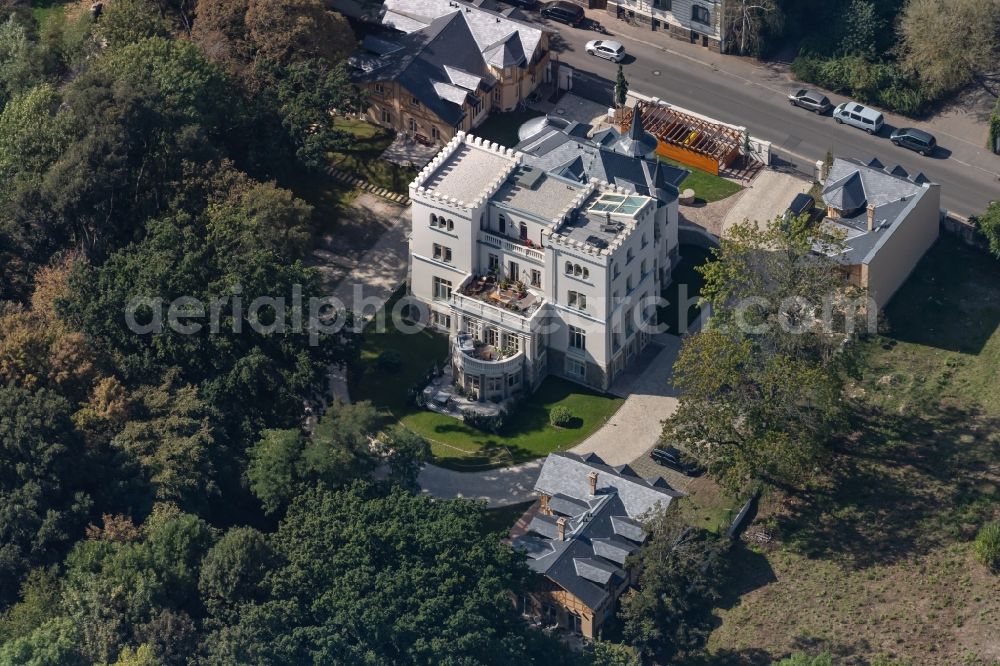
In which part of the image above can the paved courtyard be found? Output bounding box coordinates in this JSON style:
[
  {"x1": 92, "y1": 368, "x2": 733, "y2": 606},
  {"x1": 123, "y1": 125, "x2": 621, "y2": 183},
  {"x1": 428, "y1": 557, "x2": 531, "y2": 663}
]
[{"x1": 721, "y1": 169, "x2": 812, "y2": 234}]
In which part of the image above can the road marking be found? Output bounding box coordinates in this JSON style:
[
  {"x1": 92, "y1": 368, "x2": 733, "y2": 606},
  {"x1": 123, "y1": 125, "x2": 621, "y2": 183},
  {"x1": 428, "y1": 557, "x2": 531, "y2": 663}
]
[{"x1": 612, "y1": 30, "x2": 1000, "y2": 157}]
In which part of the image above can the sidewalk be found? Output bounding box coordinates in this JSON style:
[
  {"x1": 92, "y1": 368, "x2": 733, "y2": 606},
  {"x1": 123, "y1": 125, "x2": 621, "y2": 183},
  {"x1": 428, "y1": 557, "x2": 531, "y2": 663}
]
[{"x1": 582, "y1": 7, "x2": 998, "y2": 169}]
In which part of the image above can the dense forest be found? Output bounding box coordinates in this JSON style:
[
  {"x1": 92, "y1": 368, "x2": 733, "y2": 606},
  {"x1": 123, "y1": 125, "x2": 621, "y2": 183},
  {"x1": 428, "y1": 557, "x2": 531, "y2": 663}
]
[
  {"x1": 0, "y1": 0, "x2": 588, "y2": 662},
  {"x1": 736, "y1": 0, "x2": 1000, "y2": 117}
]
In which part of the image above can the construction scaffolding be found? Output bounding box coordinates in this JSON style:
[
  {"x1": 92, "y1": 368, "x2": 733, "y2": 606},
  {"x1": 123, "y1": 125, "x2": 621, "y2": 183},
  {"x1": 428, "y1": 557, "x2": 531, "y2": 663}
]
[{"x1": 620, "y1": 101, "x2": 743, "y2": 175}]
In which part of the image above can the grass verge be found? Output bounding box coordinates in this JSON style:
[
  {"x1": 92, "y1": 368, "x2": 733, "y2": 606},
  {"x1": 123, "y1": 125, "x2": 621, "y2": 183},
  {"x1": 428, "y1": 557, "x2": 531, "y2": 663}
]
[
  {"x1": 659, "y1": 156, "x2": 744, "y2": 203},
  {"x1": 706, "y1": 237, "x2": 1000, "y2": 665},
  {"x1": 329, "y1": 117, "x2": 416, "y2": 194}
]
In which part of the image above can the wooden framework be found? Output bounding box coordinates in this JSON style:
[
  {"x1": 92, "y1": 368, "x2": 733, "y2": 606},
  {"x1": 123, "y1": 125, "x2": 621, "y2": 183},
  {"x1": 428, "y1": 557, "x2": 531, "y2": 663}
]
[{"x1": 620, "y1": 101, "x2": 742, "y2": 175}]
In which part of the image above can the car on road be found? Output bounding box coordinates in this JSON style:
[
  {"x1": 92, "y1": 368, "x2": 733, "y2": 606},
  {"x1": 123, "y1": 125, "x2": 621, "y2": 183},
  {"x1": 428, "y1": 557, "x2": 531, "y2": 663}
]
[
  {"x1": 890, "y1": 127, "x2": 937, "y2": 156},
  {"x1": 833, "y1": 102, "x2": 884, "y2": 135},
  {"x1": 649, "y1": 447, "x2": 702, "y2": 476},
  {"x1": 540, "y1": 0, "x2": 584, "y2": 25},
  {"x1": 585, "y1": 39, "x2": 625, "y2": 62},
  {"x1": 788, "y1": 88, "x2": 831, "y2": 114}
]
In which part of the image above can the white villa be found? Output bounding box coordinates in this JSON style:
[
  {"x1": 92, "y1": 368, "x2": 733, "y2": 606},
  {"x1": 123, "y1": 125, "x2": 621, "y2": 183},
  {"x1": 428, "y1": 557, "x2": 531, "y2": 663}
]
[{"x1": 407, "y1": 111, "x2": 683, "y2": 400}]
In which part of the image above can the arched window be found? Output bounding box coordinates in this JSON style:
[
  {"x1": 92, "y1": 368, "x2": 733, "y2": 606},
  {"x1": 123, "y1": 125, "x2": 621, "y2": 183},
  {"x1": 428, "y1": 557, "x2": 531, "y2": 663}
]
[
  {"x1": 565, "y1": 261, "x2": 573, "y2": 275},
  {"x1": 691, "y1": 4, "x2": 710, "y2": 24},
  {"x1": 430, "y1": 213, "x2": 438, "y2": 227},
  {"x1": 574, "y1": 264, "x2": 582, "y2": 277},
  {"x1": 582, "y1": 267, "x2": 590, "y2": 279},
  {"x1": 447, "y1": 219, "x2": 454, "y2": 231}
]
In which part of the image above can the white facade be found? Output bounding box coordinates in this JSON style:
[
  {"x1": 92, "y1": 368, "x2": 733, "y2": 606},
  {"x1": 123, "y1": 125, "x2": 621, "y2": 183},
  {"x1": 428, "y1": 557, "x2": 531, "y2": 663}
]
[{"x1": 409, "y1": 133, "x2": 679, "y2": 398}]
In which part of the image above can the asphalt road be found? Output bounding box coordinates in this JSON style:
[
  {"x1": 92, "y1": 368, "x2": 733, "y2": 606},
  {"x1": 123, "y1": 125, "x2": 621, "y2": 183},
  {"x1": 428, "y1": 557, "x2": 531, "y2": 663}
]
[{"x1": 533, "y1": 16, "x2": 999, "y2": 217}]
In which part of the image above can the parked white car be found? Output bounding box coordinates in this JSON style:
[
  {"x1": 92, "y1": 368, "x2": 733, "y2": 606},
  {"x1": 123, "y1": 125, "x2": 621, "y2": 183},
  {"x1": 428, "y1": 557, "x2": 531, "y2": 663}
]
[{"x1": 585, "y1": 39, "x2": 625, "y2": 63}]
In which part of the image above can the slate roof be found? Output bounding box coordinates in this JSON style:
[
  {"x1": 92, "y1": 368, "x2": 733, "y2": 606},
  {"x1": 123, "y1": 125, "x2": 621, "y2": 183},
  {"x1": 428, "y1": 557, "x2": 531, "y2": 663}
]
[
  {"x1": 354, "y1": 0, "x2": 546, "y2": 126},
  {"x1": 515, "y1": 115, "x2": 687, "y2": 207},
  {"x1": 820, "y1": 157, "x2": 937, "y2": 266},
  {"x1": 381, "y1": 0, "x2": 546, "y2": 66},
  {"x1": 511, "y1": 452, "x2": 683, "y2": 611},
  {"x1": 352, "y1": 12, "x2": 489, "y2": 126}
]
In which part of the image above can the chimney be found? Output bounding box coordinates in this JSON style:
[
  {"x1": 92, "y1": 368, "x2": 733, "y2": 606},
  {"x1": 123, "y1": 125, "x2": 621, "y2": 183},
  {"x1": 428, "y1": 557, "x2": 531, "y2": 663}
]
[
  {"x1": 866, "y1": 202, "x2": 876, "y2": 231},
  {"x1": 556, "y1": 516, "x2": 567, "y2": 541},
  {"x1": 587, "y1": 471, "x2": 598, "y2": 496},
  {"x1": 539, "y1": 493, "x2": 551, "y2": 516}
]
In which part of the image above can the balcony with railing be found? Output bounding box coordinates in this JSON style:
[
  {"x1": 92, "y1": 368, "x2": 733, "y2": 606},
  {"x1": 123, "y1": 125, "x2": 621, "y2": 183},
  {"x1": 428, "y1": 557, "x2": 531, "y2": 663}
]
[
  {"x1": 450, "y1": 274, "x2": 545, "y2": 333},
  {"x1": 479, "y1": 230, "x2": 545, "y2": 262},
  {"x1": 453, "y1": 334, "x2": 525, "y2": 376}
]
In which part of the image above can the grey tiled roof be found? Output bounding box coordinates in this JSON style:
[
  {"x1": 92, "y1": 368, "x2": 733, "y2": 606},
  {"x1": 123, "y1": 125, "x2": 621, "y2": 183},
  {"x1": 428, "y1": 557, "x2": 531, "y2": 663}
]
[
  {"x1": 510, "y1": 452, "x2": 684, "y2": 611},
  {"x1": 382, "y1": 0, "x2": 546, "y2": 66},
  {"x1": 534, "y1": 452, "x2": 682, "y2": 518},
  {"x1": 820, "y1": 157, "x2": 937, "y2": 267},
  {"x1": 515, "y1": 116, "x2": 686, "y2": 206}
]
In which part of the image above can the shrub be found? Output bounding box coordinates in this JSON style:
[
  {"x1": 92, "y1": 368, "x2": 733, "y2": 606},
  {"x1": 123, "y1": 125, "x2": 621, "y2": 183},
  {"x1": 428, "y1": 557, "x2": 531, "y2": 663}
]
[
  {"x1": 462, "y1": 409, "x2": 505, "y2": 433},
  {"x1": 548, "y1": 406, "x2": 573, "y2": 427},
  {"x1": 973, "y1": 521, "x2": 1000, "y2": 570},
  {"x1": 376, "y1": 349, "x2": 402, "y2": 373}
]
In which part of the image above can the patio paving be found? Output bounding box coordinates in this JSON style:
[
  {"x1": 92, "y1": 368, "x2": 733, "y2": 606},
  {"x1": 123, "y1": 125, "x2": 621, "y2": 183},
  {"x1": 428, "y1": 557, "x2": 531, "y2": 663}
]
[
  {"x1": 380, "y1": 134, "x2": 440, "y2": 168},
  {"x1": 721, "y1": 168, "x2": 812, "y2": 235}
]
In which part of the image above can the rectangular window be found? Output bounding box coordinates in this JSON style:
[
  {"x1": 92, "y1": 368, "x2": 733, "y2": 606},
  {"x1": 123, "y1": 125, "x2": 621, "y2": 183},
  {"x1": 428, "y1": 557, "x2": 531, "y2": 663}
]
[
  {"x1": 565, "y1": 357, "x2": 585, "y2": 378},
  {"x1": 530, "y1": 269, "x2": 541, "y2": 288},
  {"x1": 508, "y1": 372, "x2": 520, "y2": 387},
  {"x1": 498, "y1": 214, "x2": 506, "y2": 234},
  {"x1": 373, "y1": 83, "x2": 385, "y2": 94},
  {"x1": 626, "y1": 276, "x2": 633, "y2": 292},
  {"x1": 431, "y1": 311, "x2": 451, "y2": 330},
  {"x1": 569, "y1": 325, "x2": 585, "y2": 351},
  {"x1": 432, "y1": 276, "x2": 453, "y2": 301},
  {"x1": 501, "y1": 333, "x2": 520, "y2": 353},
  {"x1": 410, "y1": 96, "x2": 420, "y2": 106},
  {"x1": 568, "y1": 291, "x2": 586, "y2": 311},
  {"x1": 508, "y1": 261, "x2": 519, "y2": 283},
  {"x1": 380, "y1": 109, "x2": 391, "y2": 124},
  {"x1": 485, "y1": 327, "x2": 499, "y2": 346},
  {"x1": 488, "y1": 253, "x2": 499, "y2": 272},
  {"x1": 487, "y1": 376, "x2": 503, "y2": 392},
  {"x1": 433, "y1": 244, "x2": 452, "y2": 263},
  {"x1": 431, "y1": 126, "x2": 440, "y2": 140},
  {"x1": 640, "y1": 259, "x2": 647, "y2": 276},
  {"x1": 409, "y1": 117, "x2": 417, "y2": 132}
]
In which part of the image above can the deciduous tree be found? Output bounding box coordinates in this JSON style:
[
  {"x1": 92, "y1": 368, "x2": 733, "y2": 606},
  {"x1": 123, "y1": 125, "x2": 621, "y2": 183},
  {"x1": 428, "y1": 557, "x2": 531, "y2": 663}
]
[{"x1": 898, "y1": 0, "x2": 1000, "y2": 98}]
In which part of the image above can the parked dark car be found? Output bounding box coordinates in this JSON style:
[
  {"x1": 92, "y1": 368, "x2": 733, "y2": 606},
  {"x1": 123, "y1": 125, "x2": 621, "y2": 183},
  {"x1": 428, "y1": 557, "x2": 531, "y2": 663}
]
[
  {"x1": 890, "y1": 127, "x2": 937, "y2": 156},
  {"x1": 784, "y1": 193, "x2": 815, "y2": 221},
  {"x1": 788, "y1": 88, "x2": 832, "y2": 114},
  {"x1": 540, "y1": 0, "x2": 584, "y2": 25},
  {"x1": 649, "y1": 447, "x2": 702, "y2": 476},
  {"x1": 503, "y1": 0, "x2": 538, "y2": 9}
]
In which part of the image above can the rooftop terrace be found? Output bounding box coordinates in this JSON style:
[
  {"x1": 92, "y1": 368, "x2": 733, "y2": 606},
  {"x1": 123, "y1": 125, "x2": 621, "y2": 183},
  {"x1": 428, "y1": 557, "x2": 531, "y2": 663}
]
[
  {"x1": 420, "y1": 140, "x2": 516, "y2": 203},
  {"x1": 557, "y1": 190, "x2": 654, "y2": 249},
  {"x1": 493, "y1": 166, "x2": 587, "y2": 221}
]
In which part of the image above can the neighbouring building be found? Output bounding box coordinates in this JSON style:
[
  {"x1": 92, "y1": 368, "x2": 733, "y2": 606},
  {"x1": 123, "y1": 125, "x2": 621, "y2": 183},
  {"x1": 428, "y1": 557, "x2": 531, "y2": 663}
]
[
  {"x1": 407, "y1": 109, "x2": 683, "y2": 399},
  {"x1": 820, "y1": 157, "x2": 940, "y2": 309},
  {"x1": 349, "y1": 0, "x2": 551, "y2": 145},
  {"x1": 509, "y1": 451, "x2": 682, "y2": 639},
  {"x1": 605, "y1": 0, "x2": 728, "y2": 52}
]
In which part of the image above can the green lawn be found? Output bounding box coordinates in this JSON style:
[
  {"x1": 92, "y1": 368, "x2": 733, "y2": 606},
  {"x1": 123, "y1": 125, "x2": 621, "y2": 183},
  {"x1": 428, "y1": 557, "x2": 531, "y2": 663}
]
[
  {"x1": 401, "y1": 378, "x2": 624, "y2": 470},
  {"x1": 328, "y1": 117, "x2": 416, "y2": 194},
  {"x1": 472, "y1": 109, "x2": 544, "y2": 149},
  {"x1": 658, "y1": 244, "x2": 714, "y2": 334},
  {"x1": 706, "y1": 237, "x2": 1000, "y2": 664},
  {"x1": 350, "y1": 296, "x2": 624, "y2": 470},
  {"x1": 659, "y1": 156, "x2": 744, "y2": 203}
]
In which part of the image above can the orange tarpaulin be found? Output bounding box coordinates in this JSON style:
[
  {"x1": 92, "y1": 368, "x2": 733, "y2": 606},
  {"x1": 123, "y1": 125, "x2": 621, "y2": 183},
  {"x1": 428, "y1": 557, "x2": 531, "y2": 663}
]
[{"x1": 620, "y1": 102, "x2": 742, "y2": 176}]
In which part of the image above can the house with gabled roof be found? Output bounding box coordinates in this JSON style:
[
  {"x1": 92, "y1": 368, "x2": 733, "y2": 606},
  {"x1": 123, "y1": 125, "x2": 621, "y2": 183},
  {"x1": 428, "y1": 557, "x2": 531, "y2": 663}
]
[
  {"x1": 349, "y1": 0, "x2": 551, "y2": 145},
  {"x1": 820, "y1": 157, "x2": 940, "y2": 308},
  {"x1": 509, "y1": 451, "x2": 683, "y2": 639}
]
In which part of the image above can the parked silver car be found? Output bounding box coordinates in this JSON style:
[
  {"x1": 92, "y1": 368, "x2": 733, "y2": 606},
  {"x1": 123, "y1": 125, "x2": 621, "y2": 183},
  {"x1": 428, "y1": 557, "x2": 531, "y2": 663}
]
[
  {"x1": 585, "y1": 39, "x2": 625, "y2": 63},
  {"x1": 788, "y1": 88, "x2": 832, "y2": 114}
]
